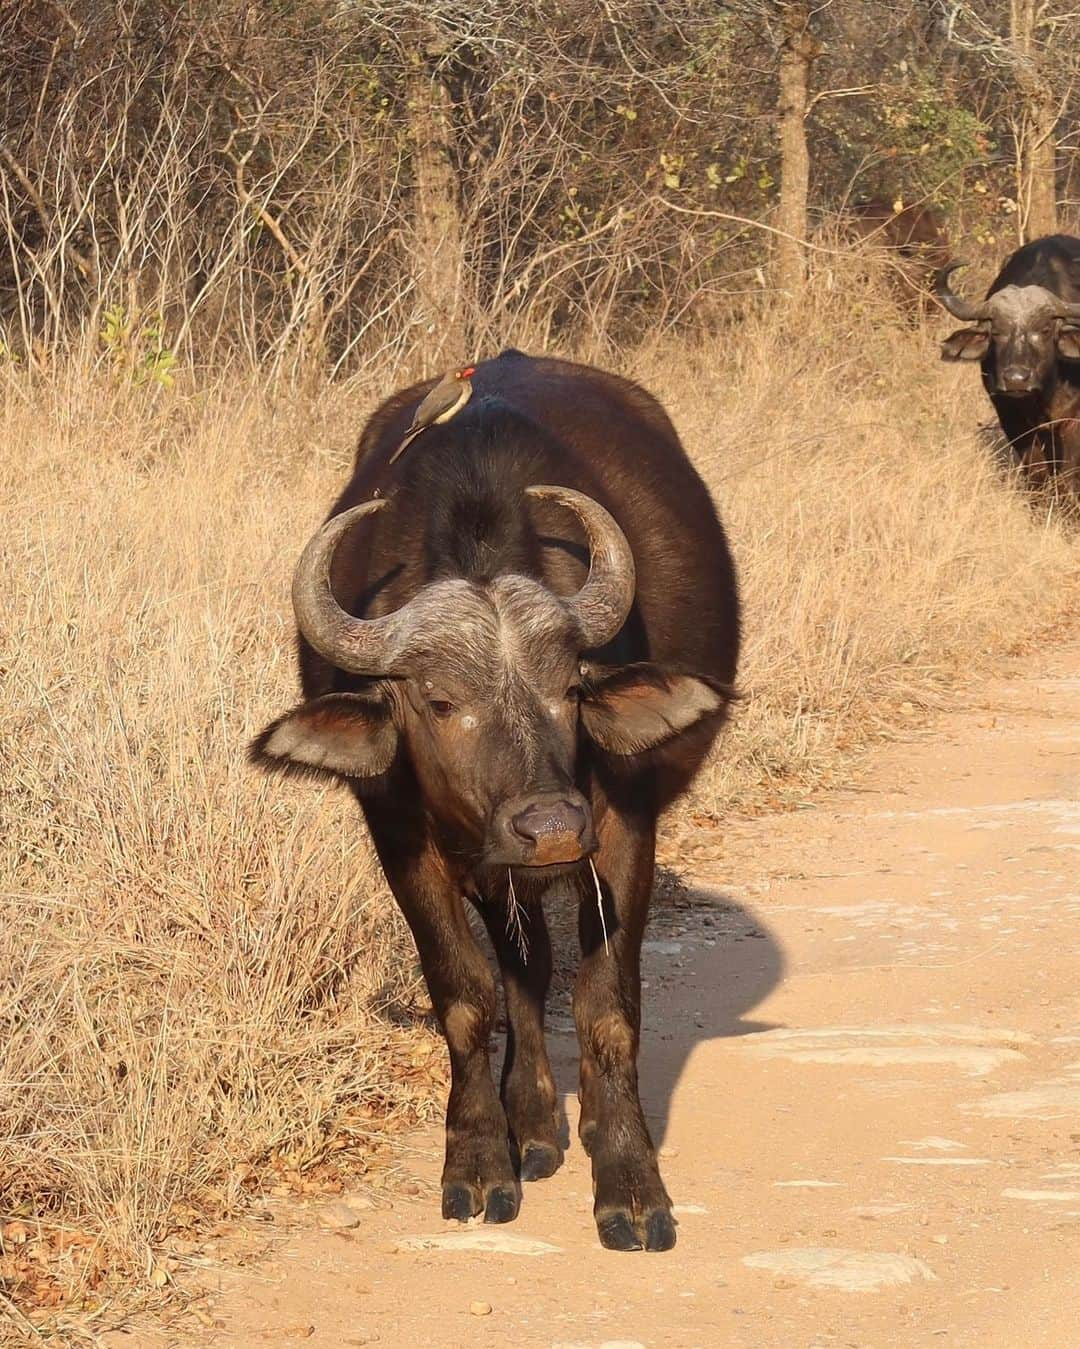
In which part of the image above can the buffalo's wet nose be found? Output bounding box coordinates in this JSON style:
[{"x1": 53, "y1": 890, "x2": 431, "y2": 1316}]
[
  {"x1": 1002, "y1": 366, "x2": 1033, "y2": 391},
  {"x1": 511, "y1": 799, "x2": 587, "y2": 845}
]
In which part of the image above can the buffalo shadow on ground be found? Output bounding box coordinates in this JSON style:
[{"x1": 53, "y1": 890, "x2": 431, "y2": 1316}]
[{"x1": 524, "y1": 875, "x2": 786, "y2": 1155}]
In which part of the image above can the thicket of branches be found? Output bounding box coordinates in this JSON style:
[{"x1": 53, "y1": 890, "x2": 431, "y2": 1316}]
[{"x1": 1, "y1": 0, "x2": 1077, "y2": 376}]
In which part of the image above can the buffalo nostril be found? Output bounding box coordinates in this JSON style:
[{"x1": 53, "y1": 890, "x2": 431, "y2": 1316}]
[{"x1": 511, "y1": 800, "x2": 587, "y2": 844}]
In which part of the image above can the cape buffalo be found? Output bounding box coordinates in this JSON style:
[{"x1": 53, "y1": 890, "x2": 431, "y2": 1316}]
[
  {"x1": 937, "y1": 235, "x2": 1080, "y2": 491},
  {"x1": 250, "y1": 350, "x2": 740, "y2": 1251},
  {"x1": 846, "y1": 198, "x2": 951, "y2": 314}
]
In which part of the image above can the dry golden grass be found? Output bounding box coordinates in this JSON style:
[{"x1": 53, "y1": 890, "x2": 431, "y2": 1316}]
[
  {"x1": 0, "y1": 373, "x2": 441, "y2": 1323},
  {"x1": 1, "y1": 272, "x2": 1078, "y2": 1324}
]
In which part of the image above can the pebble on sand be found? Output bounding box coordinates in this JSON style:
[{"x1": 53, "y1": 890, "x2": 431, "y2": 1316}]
[
  {"x1": 469, "y1": 1301, "x2": 493, "y2": 1317},
  {"x1": 317, "y1": 1201, "x2": 362, "y2": 1230}
]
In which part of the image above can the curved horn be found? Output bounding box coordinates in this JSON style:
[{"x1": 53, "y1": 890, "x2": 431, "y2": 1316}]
[
  {"x1": 291, "y1": 498, "x2": 408, "y2": 675},
  {"x1": 1052, "y1": 295, "x2": 1080, "y2": 322},
  {"x1": 934, "y1": 260, "x2": 990, "y2": 321},
  {"x1": 526, "y1": 484, "x2": 636, "y2": 648}
]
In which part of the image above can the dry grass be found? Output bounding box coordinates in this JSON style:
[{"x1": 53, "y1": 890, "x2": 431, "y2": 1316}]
[
  {"x1": 1, "y1": 271, "x2": 1078, "y2": 1326},
  {"x1": 0, "y1": 373, "x2": 442, "y2": 1325}
]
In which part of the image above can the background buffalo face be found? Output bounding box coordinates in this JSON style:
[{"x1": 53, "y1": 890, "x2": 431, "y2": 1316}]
[{"x1": 940, "y1": 284, "x2": 1080, "y2": 396}]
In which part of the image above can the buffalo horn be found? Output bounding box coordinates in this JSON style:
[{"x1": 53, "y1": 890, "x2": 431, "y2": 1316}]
[
  {"x1": 934, "y1": 260, "x2": 990, "y2": 322},
  {"x1": 526, "y1": 484, "x2": 635, "y2": 648},
  {"x1": 291, "y1": 499, "x2": 408, "y2": 675}
]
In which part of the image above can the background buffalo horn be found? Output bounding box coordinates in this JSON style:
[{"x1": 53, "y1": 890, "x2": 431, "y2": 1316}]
[
  {"x1": 1053, "y1": 296, "x2": 1080, "y2": 322},
  {"x1": 526, "y1": 484, "x2": 636, "y2": 648},
  {"x1": 934, "y1": 260, "x2": 989, "y2": 322},
  {"x1": 291, "y1": 498, "x2": 408, "y2": 675}
]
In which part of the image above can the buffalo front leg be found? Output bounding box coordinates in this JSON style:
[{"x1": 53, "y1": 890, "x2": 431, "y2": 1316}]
[
  {"x1": 575, "y1": 801, "x2": 674, "y2": 1252},
  {"x1": 479, "y1": 891, "x2": 562, "y2": 1182},
  {"x1": 364, "y1": 807, "x2": 518, "y2": 1224}
]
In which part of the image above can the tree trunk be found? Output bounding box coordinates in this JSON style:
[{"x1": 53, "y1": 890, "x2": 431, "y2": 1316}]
[
  {"x1": 1010, "y1": 0, "x2": 1057, "y2": 241},
  {"x1": 407, "y1": 67, "x2": 469, "y2": 365},
  {"x1": 1020, "y1": 89, "x2": 1058, "y2": 240},
  {"x1": 774, "y1": 5, "x2": 815, "y2": 295}
]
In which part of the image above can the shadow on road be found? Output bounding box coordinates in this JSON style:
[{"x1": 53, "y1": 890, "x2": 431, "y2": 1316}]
[
  {"x1": 642, "y1": 884, "x2": 785, "y2": 1146},
  {"x1": 544, "y1": 881, "x2": 786, "y2": 1151}
]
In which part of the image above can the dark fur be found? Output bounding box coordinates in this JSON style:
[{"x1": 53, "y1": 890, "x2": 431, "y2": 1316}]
[{"x1": 251, "y1": 350, "x2": 740, "y2": 1250}]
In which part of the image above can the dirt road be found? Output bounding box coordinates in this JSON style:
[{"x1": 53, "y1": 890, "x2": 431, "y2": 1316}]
[{"x1": 177, "y1": 645, "x2": 1079, "y2": 1348}]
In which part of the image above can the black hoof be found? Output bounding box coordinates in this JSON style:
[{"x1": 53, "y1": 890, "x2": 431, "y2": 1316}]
[
  {"x1": 483, "y1": 1184, "x2": 520, "y2": 1224},
  {"x1": 520, "y1": 1143, "x2": 562, "y2": 1182},
  {"x1": 596, "y1": 1211, "x2": 643, "y2": 1251},
  {"x1": 441, "y1": 1183, "x2": 481, "y2": 1221},
  {"x1": 644, "y1": 1208, "x2": 677, "y2": 1252}
]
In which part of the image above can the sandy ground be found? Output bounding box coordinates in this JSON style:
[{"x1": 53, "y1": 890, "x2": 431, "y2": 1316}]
[{"x1": 145, "y1": 644, "x2": 1079, "y2": 1348}]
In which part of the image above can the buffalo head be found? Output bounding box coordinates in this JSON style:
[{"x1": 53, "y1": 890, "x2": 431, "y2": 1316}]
[
  {"x1": 252, "y1": 486, "x2": 730, "y2": 874},
  {"x1": 936, "y1": 260, "x2": 1080, "y2": 396}
]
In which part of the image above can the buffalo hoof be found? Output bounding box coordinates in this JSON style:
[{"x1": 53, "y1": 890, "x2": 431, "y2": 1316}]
[
  {"x1": 520, "y1": 1142, "x2": 562, "y2": 1182},
  {"x1": 644, "y1": 1207, "x2": 677, "y2": 1252},
  {"x1": 594, "y1": 1205, "x2": 677, "y2": 1252},
  {"x1": 595, "y1": 1210, "x2": 643, "y2": 1252},
  {"x1": 441, "y1": 1182, "x2": 482, "y2": 1222},
  {"x1": 483, "y1": 1184, "x2": 520, "y2": 1224}
]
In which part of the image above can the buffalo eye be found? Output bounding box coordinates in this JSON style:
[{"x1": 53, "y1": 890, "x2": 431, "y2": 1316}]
[{"x1": 428, "y1": 699, "x2": 455, "y2": 719}]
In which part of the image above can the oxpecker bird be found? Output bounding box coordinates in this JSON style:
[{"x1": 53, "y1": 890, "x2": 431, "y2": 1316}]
[{"x1": 389, "y1": 364, "x2": 477, "y2": 464}]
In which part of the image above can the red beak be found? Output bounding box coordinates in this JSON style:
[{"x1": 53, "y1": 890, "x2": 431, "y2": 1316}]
[{"x1": 458, "y1": 365, "x2": 477, "y2": 378}]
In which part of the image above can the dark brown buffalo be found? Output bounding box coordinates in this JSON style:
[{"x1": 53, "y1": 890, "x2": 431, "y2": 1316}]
[
  {"x1": 846, "y1": 198, "x2": 951, "y2": 313},
  {"x1": 250, "y1": 350, "x2": 740, "y2": 1251},
  {"x1": 937, "y1": 235, "x2": 1080, "y2": 491}
]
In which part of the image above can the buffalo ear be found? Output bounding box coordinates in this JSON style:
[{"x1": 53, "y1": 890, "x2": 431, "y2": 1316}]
[
  {"x1": 1056, "y1": 326, "x2": 1080, "y2": 360},
  {"x1": 249, "y1": 692, "x2": 398, "y2": 781},
  {"x1": 581, "y1": 663, "x2": 733, "y2": 755},
  {"x1": 940, "y1": 328, "x2": 990, "y2": 361}
]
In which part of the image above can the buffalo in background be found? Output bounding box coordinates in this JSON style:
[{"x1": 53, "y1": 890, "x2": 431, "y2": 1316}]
[
  {"x1": 937, "y1": 235, "x2": 1080, "y2": 493},
  {"x1": 845, "y1": 198, "x2": 952, "y2": 315}
]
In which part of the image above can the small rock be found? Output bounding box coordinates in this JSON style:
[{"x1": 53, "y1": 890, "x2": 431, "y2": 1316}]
[
  {"x1": 346, "y1": 1194, "x2": 376, "y2": 1211},
  {"x1": 659, "y1": 1145, "x2": 679, "y2": 1159},
  {"x1": 318, "y1": 1201, "x2": 362, "y2": 1230},
  {"x1": 469, "y1": 1300, "x2": 493, "y2": 1317}
]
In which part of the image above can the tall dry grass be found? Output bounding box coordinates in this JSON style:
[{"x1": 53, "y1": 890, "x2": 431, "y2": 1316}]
[
  {"x1": 1, "y1": 267, "x2": 1078, "y2": 1321},
  {"x1": 0, "y1": 373, "x2": 441, "y2": 1321}
]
